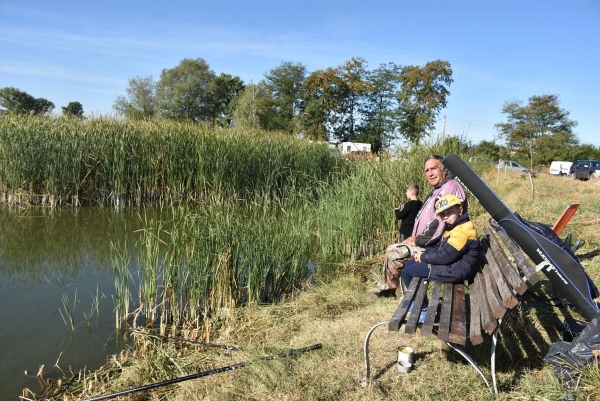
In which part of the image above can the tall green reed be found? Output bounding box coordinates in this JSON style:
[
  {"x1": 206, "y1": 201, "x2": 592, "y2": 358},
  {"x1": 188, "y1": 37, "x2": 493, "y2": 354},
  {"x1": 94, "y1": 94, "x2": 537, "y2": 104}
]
[
  {"x1": 122, "y1": 195, "x2": 314, "y2": 333},
  {"x1": 47, "y1": 273, "x2": 77, "y2": 331},
  {"x1": 0, "y1": 116, "x2": 344, "y2": 207},
  {"x1": 110, "y1": 242, "x2": 131, "y2": 329}
]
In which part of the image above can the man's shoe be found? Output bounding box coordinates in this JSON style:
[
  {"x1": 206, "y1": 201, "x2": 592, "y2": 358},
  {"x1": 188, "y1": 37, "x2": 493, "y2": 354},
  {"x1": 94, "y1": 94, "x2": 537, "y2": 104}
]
[{"x1": 376, "y1": 288, "x2": 397, "y2": 298}]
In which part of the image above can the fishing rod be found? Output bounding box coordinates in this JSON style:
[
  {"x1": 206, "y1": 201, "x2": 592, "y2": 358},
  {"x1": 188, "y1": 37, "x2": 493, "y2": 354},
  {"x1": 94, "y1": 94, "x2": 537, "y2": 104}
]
[
  {"x1": 336, "y1": 134, "x2": 403, "y2": 203},
  {"x1": 83, "y1": 343, "x2": 322, "y2": 401}
]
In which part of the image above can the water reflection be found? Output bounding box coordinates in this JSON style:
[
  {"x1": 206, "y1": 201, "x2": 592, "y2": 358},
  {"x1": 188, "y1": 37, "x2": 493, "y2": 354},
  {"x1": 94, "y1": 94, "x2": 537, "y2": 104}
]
[{"x1": 0, "y1": 208, "x2": 153, "y2": 399}]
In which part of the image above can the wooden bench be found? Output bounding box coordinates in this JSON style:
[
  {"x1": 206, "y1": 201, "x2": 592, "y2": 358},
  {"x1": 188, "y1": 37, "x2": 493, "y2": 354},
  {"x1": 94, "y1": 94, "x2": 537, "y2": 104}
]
[{"x1": 363, "y1": 223, "x2": 540, "y2": 394}]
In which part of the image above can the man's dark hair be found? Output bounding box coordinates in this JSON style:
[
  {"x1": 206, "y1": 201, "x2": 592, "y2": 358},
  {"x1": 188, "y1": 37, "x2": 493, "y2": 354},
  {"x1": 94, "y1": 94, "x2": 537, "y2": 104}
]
[{"x1": 424, "y1": 154, "x2": 446, "y2": 170}]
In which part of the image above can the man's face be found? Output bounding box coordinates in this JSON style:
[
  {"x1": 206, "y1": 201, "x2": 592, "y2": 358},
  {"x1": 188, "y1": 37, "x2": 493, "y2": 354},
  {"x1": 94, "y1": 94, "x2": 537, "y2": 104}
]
[{"x1": 424, "y1": 159, "x2": 447, "y2": 187}]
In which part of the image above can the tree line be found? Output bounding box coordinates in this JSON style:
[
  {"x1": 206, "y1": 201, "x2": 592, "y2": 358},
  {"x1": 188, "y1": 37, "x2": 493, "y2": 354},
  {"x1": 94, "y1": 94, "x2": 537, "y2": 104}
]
[
  {"x1": 0, "y1": 86, "x2": 84, "y2": 119},
  {"x1": 109, "y1": 57, "x2": 453, "y2": 152},
  {"x1": 1, "y1": 56, "x2": 598, "y2": 162}
]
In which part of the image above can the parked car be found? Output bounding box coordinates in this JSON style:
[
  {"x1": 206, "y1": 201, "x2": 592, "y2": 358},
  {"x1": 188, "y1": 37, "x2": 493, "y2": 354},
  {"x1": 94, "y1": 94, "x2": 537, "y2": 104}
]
[
  {"x1": 569, "y1": 160, "x2": 600, "y2": 180},
  {"x1": 549, "y1": 161, "x2": 573, "y2": 176},
  {"x1": 497, "y1": 160, "x2": 529, "y2": 174}
]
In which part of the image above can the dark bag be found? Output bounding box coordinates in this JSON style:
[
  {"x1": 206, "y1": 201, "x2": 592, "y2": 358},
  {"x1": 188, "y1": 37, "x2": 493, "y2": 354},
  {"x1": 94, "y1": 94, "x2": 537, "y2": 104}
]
[
  {"x1": 514, "y1": 213, "x2": 599, "y2": 299},
  {"x1": 544, "y1": 314, "x2": 600, "y2": 389}
]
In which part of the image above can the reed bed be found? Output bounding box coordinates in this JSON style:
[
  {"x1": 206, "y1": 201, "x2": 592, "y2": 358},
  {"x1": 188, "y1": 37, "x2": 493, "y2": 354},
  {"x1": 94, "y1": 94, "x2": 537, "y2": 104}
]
[
  {"x1": 0, "y1": 116, "x2": 343, "y2": 207},
  {"x1": 123, "y1": 197, "x2": 314, "y2": 334}
]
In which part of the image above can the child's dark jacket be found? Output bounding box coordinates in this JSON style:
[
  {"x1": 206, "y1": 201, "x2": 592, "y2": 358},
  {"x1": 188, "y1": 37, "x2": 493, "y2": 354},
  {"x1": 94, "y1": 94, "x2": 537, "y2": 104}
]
[{"x1": 420, "y1": 213, "x2": 480, "y2": 283}]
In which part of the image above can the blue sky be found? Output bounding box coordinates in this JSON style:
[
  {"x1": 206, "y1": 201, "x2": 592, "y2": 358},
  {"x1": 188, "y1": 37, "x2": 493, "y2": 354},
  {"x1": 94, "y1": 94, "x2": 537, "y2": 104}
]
[{"x1": 1, "y1": 1, "x2": 599, "y2": 146}]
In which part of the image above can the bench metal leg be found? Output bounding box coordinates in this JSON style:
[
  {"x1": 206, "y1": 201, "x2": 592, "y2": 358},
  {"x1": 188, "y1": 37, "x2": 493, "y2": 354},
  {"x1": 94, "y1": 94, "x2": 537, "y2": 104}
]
[
  {"x1": 490, "y1": 319, "x2": 501, "y2": 395},
  {"x1": 445, "y1": 319, "x2": 501, "y2": 396},
  {"x1": 445, "y1": 342, "x2": 492, "y2": 393},
  {"x1": 363, "y1": 321, "x2": 390, "y2": 382}
]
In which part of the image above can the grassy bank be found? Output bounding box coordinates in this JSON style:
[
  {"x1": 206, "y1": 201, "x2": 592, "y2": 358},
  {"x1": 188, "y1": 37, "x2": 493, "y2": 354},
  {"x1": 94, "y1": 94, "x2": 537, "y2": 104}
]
[{"x1": 29, "y1": 168, "x2": 600, "y2": 400}]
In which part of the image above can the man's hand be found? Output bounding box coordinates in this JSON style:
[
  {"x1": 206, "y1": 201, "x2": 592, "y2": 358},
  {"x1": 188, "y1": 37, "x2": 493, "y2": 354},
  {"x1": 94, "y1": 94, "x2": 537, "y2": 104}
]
[{"x1": 402, "y1": 236, "x2": 416, "y2": 246}]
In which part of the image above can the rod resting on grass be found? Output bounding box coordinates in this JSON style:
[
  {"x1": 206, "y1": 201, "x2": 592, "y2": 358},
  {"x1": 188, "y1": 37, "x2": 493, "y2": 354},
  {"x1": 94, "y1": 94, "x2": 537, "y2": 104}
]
[{"x1": 83, "y1": 343, "x2": 323, "y2": 401}]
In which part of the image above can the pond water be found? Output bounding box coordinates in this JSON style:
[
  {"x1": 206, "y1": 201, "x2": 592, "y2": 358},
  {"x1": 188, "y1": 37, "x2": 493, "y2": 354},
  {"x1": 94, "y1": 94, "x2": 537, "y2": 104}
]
[{"x1": 0, "y1": 208, "x2": 153, "y2": 399}]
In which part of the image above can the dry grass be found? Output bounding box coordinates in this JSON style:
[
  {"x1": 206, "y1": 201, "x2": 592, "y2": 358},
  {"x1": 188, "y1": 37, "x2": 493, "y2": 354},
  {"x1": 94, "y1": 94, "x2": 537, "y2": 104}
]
[{"x1": 39, "y1": 170, "x2": 600, "y2": 401}]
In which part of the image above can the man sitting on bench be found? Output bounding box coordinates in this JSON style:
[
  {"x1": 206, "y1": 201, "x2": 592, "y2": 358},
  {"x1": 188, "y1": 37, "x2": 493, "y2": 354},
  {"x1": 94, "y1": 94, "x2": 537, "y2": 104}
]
[
  {"x1": 402, "y1": 194, "x2": 481, "y2": 321},
  {"x1": 374, "y1": 155, "x2": 468, "y2": 296}
]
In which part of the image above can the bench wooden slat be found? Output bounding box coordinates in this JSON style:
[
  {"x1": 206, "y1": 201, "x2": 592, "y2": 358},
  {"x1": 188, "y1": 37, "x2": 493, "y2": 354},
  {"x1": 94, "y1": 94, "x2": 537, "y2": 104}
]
[
  {"x1": 488, "y1": 231, "x2": 529, "y2": 296},
  {"x1": 484, "y1": 227, "x2": 529, "y2": 295},
  {"x1": 488, "y1": 226, "x2": 540, "y2": 286},
  {"x1": 421, "y1": 281, "x2": 442, "y2": 337},
  {"x1": 405, "y1": 279, "x2": 429, "y2": 334},
  {"x1": 475, "y1": 272, "x2": 498, "y2": 334},
  {"x1": 482, "y1": 267, "x2": 507, "y2": 319},
  {"x1": 483, "y1": 237, "x2": 519, "y2": 309},
  {"x1": 449, "y1": 284, "x2": 467, "y2": 345},
  {"x1": 468, "y1": 277, "x2": 484, "y2": 345},
  {"x1": 438, "y1": 283, "x2": 454, "y2": 342},
  {"x1": 388, "y1": 278, "x2": 421, "y2": 331}
]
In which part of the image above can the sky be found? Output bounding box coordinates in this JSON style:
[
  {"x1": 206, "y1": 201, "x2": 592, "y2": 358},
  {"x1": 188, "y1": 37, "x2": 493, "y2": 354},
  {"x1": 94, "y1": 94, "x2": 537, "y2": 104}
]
[{"x1": 1, "y1": 1, "x2": 600, "y2": 146}]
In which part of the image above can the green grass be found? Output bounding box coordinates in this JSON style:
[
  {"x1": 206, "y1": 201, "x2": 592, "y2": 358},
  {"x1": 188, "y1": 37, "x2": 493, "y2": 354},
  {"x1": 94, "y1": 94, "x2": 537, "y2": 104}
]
[
  {"x1": 40, "y1": 166, "x2": 600, "y2": 401},
  {"x1": 15, "y1": 124, "x2": 600, "y2": 400}
]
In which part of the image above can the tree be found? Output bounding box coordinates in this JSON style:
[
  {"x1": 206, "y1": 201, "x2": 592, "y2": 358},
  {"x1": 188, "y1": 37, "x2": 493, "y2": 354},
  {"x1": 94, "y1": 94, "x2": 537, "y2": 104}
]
[
  {"x1": 155, "y1": 58, "x2": 217, "y2": 122},
  {"x1": 0, "y1": 87, "x2": 55, "y2": 116},
  {"x1": 495, "y1": 94, "x2": 577, "y2": 168},
  {"x1": 572, "y1": 143, "x2": 600, "y2": 161},
  {"x1": 531, "y1": 131, "x2": 579, "y2": 165},
  {"x1": 113, "y1": 76, "x2": 156, "y2": 120},
  {"x1": 333, "y1": 57, "x2": 372, "y2": 141},
  {"x1": 362, "y1": 62, "x2": 401, "y2": 152},
  {"x1": 298, "y1": 68, "x2": 345, "y2": 141},
  {"x1": 469, "y1": 140, "x2": 508, "y2": 162},
  {"x1": 396, "y1": 60, "x2": 453, "y2": 143},
  {"x1": 257, "y1": 61, "x2": 307, "y2": 134},
  {"x1": 61, "y1": 101, "x2": 84, "y2": 119},
  {"x1": 297, "y1": 58, "x2": 373, "y2": 142},
  {"x1": 233, "y1": 82, "x2": 268, "y2": 129},
  {"x1": 206, "y1": 73, "x2": 245, "y2": 127}
]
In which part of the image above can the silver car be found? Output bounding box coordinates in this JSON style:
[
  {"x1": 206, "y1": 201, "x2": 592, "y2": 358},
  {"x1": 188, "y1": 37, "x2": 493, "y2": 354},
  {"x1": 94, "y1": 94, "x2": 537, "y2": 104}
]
[{"x1": 497, "y1": 160, "x2": 529, "y2": 173}]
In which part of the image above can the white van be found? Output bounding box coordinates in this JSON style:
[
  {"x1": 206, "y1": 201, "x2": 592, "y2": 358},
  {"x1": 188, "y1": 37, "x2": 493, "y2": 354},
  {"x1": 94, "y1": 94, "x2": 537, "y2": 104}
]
[{"x1": 549, "y1": 161, "x2": 572, "y2": 176}]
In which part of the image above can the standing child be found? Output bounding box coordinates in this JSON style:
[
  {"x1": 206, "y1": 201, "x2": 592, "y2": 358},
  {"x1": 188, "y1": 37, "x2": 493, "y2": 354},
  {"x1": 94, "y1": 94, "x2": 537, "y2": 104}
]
[{"x1": 394, "y1": 185, "x2": 423, "y2": 242}]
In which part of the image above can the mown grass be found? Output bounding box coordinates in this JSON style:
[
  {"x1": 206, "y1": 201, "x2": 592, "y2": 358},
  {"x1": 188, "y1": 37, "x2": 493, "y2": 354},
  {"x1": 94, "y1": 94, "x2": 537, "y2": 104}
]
[{"x1": 29, "y1": 162, "x2": 600, "y2": 400}]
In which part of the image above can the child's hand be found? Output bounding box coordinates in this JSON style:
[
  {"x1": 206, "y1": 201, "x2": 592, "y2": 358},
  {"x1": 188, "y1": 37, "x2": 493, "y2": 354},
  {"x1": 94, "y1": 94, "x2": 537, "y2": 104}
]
[{"x1": 414, "y1": 252, "x2": 421, "y2": 263}]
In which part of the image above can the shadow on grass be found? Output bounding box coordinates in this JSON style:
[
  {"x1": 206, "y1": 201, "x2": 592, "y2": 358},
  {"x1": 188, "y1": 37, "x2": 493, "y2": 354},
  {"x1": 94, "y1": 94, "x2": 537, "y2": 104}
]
[
  {"x1": 577, "y1": 248, "x2": 600, "y2": 261},
  {"x1": 436, "y1": 286, "x2": 574, "y2": 392}
]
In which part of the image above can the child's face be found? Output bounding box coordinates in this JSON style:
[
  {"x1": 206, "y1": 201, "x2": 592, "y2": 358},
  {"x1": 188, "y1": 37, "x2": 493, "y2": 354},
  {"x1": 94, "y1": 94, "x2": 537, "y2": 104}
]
[{"x1": 438, "y1": 205, "x2": 462, "y2": 225}]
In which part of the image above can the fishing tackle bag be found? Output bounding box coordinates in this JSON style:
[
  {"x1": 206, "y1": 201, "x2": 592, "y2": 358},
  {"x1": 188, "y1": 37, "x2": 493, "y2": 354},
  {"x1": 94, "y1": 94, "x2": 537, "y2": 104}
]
[{"x1": 514, "y1": 213, "x2": 599, "y2": 299}]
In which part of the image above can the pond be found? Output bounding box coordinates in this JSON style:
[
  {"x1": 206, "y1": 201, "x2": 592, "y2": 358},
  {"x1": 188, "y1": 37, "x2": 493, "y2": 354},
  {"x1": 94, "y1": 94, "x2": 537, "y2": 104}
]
[{"x1": 0, "y1": 208, "x2": 155, "y2": 399}]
